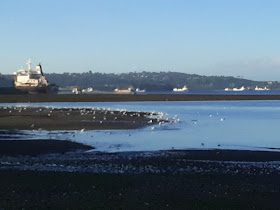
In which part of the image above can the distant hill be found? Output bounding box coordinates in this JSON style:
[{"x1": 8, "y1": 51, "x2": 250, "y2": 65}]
[
  {"x1": 0, "y1": 74, "x2": 13, "y2": 87},
  {"x1": 1, "y1": 71, "x2": 280, "y2": 91}
]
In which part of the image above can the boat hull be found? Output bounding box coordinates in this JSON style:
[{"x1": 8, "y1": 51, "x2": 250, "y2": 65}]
[{"x1": 15, "y1": 84, "x2": 58, "y2": 94}]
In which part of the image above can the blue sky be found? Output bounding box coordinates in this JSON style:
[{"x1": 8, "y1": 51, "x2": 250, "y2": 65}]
[{"x1": 1, "y1": 0, "x2": 280, "y2": 80}]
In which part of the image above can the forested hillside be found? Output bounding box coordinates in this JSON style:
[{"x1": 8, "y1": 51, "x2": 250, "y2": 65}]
[{"x1": 1, "y1": 71, "x2": 279, "y2": 91}]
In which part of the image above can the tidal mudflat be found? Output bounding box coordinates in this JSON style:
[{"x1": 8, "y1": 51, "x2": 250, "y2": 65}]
[
  {"x1": 0, "y1": 106, "x2": 164, "y2": 130},
  {"x1": 1, "y1": 96, "x2": 280, "y2": 208}
]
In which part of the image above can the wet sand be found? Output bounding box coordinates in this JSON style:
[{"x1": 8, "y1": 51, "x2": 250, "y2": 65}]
[
  {"x1": 1, "y1": 149, "x2": 280, "y2": 208},
  {"x1": 1, "y1": 93, "x2": 280, "y2": 103},
  {"x1": 0, "y1": 106, "x2": 162, "y2": 130},
  {"x1": 0, "y1": 140, "x2": 93, "y2": 156}
]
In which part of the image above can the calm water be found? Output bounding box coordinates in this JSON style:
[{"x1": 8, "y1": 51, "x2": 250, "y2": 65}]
[{"x1": 1, "y1": 100, "x2": 280, "y2": 152}]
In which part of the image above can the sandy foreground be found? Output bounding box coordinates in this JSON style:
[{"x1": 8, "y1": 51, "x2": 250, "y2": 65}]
[{"x1": 1, "y1": 94, "x2": 280, "y2": 208}]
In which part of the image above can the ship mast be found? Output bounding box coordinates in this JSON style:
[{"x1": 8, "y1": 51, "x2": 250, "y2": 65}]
[{"x1": 26, "y1": 59, "x2": 32, "y2": 72}]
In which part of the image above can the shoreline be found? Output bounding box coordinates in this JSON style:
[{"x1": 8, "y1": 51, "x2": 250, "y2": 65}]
[
  {"x1": 0, "y1": 141, "x2": 280, "y2": 161},
  {"x1": 1, "y1": 93, "x2": 280, "y2": 103}
]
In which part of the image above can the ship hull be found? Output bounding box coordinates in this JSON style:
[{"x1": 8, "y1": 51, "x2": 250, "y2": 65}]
[{"x1": 15, "y1": 84, "x2": 58, "y2": 94}]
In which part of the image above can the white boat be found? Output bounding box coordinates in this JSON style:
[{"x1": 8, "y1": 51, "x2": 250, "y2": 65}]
[
  {"x1": 232, "y1": 86, "x2": 245, "y2": 91},
  {"x1": 173, "y1": 85, "x2": 188, "y2": 92},
  {"x1": 14, "y1": 59, "x2": 58, "y2": 94},
  {"x1": 82, "y1": 87, "x2": 93, "y2": 93},
  {"x1": 135, "y1": 88, "x2": 146, "y2": 93},
  {"x1": 72, "y1": 87, "x2": 81, "y2": 94},
  {"x1": 255, "y1": 86, "x2": 270, "y2": 91}
]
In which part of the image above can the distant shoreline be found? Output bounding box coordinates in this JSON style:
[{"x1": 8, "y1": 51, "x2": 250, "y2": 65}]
[{"x1": 1, "y1": 94, "x2": 280, "y2": 103}]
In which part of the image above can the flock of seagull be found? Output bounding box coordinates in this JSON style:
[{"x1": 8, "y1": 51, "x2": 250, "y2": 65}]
[{"x1": 0, "y1": 105, "x2": 180, "y2": 132}]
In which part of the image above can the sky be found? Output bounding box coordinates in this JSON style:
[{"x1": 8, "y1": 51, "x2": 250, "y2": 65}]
[{"x1": 1, "y1": 0, "x2": 280, "y2": 81}]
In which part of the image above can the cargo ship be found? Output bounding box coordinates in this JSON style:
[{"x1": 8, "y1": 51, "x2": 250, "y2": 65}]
[{"x1": 14, "y1": 59, "x2": 58, "y2": 94}]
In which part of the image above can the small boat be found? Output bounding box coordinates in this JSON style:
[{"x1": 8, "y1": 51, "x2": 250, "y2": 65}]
[
  {"x1": 82, "y1": 87, "x2": 93, "y2": 93},
  {"x1": 135, "y1": 88, "x2": 146, "y2": 93},
  {"x1": 232, "y1": 86, "x2": 245, "y2": 91},
  {"x1": 173, "y1": 85, "x2": 188, "y2": 92},
  {"x1": 255, "y1": 86, "x2": 270, "y2": 91},
  {"x1": 114, "y1": 87, "x2": 135, "y2": 94},
  {"x1": 72, "y1": 87, "x2": 81, "y2": 94}
]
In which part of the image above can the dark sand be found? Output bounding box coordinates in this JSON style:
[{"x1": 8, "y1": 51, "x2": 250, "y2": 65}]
[
  {"x1": 1, "y1": 148, "x2": 280, "y2": 208},
  {"x1": 0, "y1": 106, "x2": 162, "y2": 130},
  {"x1": 0, "y1": 140, "x2": 93, "y2": 156},
  {"x1": 1, "y1": 93, "x2": 280, "y2": 103}
]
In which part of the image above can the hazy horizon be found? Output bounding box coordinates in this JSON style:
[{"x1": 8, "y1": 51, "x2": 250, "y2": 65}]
[{"x1": 1, "y1": 0, "x2": 280, "y2": 81}]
